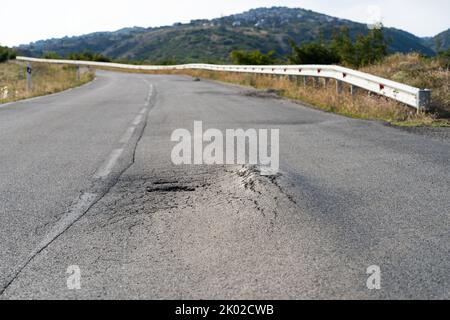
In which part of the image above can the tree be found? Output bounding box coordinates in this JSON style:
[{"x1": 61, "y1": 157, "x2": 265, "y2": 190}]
[
  {"x1": 0, "y1": 46, "x2": 17, "y2": 63},
  {"x1": 230, "y1": 50, "x2": 276, "y2": 65},
  {"x1": 330, "y1": 26, "x2": 388, "y2": 68},
  {"x1": 66, "y1": 51, "x2": 111, "y2": 62},
  {"x1": 330, "y1": 27, "x2": 356, "y2": 66},
  {"x1": 288, "y1": 40, "x2": 340, "y2": 65},
  {"x1": 353, "y1": 27, "x2": 388, "y2": 67},
  {"x1": 42, "y1": 52, "x2": 61, "y2": 59},
  {"x1": 438, "y1": 48, "x2": 450, "y2": 68}
]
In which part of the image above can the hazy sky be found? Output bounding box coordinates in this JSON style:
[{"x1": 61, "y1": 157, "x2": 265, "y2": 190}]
[{"x1": 1, "y1": 0, "x2": 449, "y2": 47}]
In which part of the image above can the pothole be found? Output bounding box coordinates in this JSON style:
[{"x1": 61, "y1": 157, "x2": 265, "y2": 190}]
[
  {"x1": 152, "y1": 180, "x2": 179, "y2": 185},
  {"x1": 243, "y1": 89, "x2": 284, "y2": 99},
  {"x1": 146, "y1": 184, "x2": 196, "y2": 193}
]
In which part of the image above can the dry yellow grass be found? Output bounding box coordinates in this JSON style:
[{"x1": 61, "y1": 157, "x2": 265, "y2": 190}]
[
  {"x1": 96, "y1": 54, "x2": 450, "y2": 127},
  {"x1": 0, "y1": 61, "x2": 94, "y2": 104},
  {"x1": 139, "y1": 68, "x2": 438, "y2": 126},
  {"x1": 362, "y1": 53, "x2": 450, "y2": 117}
]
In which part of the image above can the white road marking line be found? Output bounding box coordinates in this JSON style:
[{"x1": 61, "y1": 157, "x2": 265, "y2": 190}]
[
  {"x1": 1, "y1": 192, "x2": 99, "y2": 295},
  {"x1": 119, "y1": 126, "x2": 136, "y2": 144},
  {"x1": 1, "y1": 82, "x2": 156, "y2": 294},
  {"x1": 38, "y1": 193, "x2": 98, "y2": 247},
  {"x1": 144, "y1": 84, "x2": 154, "y2": 106},
  {"x1": 93, "y1": 148, "x2": 124, "y2": 179},
  {"x1": 94, "y1": 84, "x2": 150, "y2": 178},
  {"x1": 132, "y1": 114, "x2": 144, "y2": 126}
]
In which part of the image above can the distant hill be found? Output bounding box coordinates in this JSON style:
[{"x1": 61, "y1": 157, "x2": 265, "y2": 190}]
[
  {"x1": 17, "y1": 7, "x2": 439, "y2": 63},
  {"x1": 423, "y1": 28, "x2": 450, "y2": 52}
]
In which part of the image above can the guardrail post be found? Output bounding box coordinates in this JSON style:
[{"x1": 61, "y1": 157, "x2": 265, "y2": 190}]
[
  {"x1": 303, "y1": 76, "x2": 307, "y2": 87},
  {"x1": 26, "y1": 63, "x2": 32, "y2": 92},
  {"x1": 350, "y1": 85, "x2": 358, "y2": 96},
  {"x1": 76, "y1": 65, "x2": 80, "y2": 82},
  {"x1": 314, "y1": 77, "x2": 320, "y2": 88},
  {"x1": 418, "y1": 89, "x2": 431, "y2": 111},
  {"x1": 336, "y1": 80, "x2": 343, "y2": 94}
]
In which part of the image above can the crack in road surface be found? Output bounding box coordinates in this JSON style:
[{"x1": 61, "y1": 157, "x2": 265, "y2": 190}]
[
  {"x1": 2, "y1": 73, "x2": 450, "y2": 299},
  {"x1": 1, "y1": 164, "x2": 307, "y2": 299},
  {"x1": 0, "y1": 83, "x2": 156, "y2": 296}
]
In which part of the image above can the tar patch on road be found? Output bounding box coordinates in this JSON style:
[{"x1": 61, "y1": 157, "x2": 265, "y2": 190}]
[
  {"x1": 1, "y1": 165, "x2": 305, "y2": 299},
  {"x1": 243, "y1": 89, "x2": 284, "y2": 99}
]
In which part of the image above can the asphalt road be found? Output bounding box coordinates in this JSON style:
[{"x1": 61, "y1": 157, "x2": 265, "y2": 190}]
[{"x1": 0, "y1": 70, "x2": 449, "y2": 299}]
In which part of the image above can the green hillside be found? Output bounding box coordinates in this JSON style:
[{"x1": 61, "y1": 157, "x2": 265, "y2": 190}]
[
  {"x1": 17, "y1": 7, "x2": 438, "y2": 63},
  {"x1": 427, "y1": 28, "x2": 450, "y2": 52}
]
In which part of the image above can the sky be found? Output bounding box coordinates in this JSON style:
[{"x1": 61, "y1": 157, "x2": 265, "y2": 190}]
[{"x1": 1, "y1": 0, "x2": 449, "y2": 47}]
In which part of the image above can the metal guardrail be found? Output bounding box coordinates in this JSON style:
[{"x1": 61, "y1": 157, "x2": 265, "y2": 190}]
[{"x1": 16, "y1": 56, "x2": 431, "y2": 110}]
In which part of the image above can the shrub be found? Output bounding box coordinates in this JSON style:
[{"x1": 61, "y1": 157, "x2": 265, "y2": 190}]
[
  {"x1": 438, "y1": 48, "x2": 450, "y2": 69},
  {"x1": 288, "y1": 40, "x2": 340, "y2": 65},
  {"x1": 288, "y1": 26, "x2": 389, "y2": 68},
  {"x1": 66, "y1": 51, "x2": 111, "y2": 62},
  {"x1": 0, "y1": 46, "x2": 17, "y2": 63},
  {"x1": 330, "y1": 27, "x2": 389, "y2": 68},
  {"x1": 42, "y1": 52, "x2": 61, "y2": 59},
  {"x1": 230, "y1": 50, "x2": 276, "y2": 65},
  {"x1": 353, "y1": 27, "x2": 388, "y2": 67}
]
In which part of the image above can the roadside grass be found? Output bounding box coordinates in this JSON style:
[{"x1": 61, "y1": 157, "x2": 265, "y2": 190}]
[
  {"x1": 141, "y1": 68, "x2": 442, "y2": 126},
  {"x1": 362, "y1": 53, "x2": 450, "y2": 120},
  {"x1": 96, "y1": 53, "x2": 450, "y2": 127},
  {"x1": 0, "y1": 61, "x2": 95, "y2": 104}
]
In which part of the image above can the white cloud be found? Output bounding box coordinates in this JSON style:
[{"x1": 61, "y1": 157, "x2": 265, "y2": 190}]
[{"x1": 0, "y1": 0, "x2": 448, "y2": 47}]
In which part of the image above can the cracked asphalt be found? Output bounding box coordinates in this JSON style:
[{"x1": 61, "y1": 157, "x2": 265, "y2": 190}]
[{"x1": 0, "y1": 70, "x2": 449, "y2": 299}]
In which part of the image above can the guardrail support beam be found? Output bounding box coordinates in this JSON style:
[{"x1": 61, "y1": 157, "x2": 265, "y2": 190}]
[
  {"x1": 76, "y1": 65, "x2": 80, "y2": 82},
  {"x1": 314, "y1": 77, "x2": 320, "y2": 88},
  {"x1": 26, "y1": 63, "x2": 33, "y2": 92},
  {"x1": 15, "y1": 57, "x2": 431, "y2": 111},
  {"x1": 418, "y1": 89, "x2": 431, "y2": 111},
  {"x1": 336, "y1": 80, "x2": 343, "y2": 94}
]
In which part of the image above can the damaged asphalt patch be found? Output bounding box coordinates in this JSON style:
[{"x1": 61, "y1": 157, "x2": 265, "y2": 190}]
[
  {"x1": 0, "y1": 162, "x2": 386, "y2": 300},
  {"x1": 0, "y1": 165, "x2": 292, "y2": 299},
  {"x1": 4, "y1": 74, "x2": 448, "y2": 300}
]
